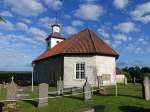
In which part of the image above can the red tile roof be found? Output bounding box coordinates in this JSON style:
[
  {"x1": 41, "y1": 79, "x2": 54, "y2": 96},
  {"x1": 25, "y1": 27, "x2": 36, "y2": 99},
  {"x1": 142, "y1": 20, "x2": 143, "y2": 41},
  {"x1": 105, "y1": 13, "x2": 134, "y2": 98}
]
[{"x1": 34, "y1": 28, "x2": 119, "y2": 62}]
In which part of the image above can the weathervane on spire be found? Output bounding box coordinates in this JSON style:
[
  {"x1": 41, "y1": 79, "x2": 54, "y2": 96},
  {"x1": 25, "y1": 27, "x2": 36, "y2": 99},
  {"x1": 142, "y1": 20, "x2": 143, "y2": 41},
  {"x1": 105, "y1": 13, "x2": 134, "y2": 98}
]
[
  {"x1": 51, "y1": 12, "x2": 60, "y2": 33},
  {"x1": 55, "y1": 12, "x2": 58, "y2": 25}
]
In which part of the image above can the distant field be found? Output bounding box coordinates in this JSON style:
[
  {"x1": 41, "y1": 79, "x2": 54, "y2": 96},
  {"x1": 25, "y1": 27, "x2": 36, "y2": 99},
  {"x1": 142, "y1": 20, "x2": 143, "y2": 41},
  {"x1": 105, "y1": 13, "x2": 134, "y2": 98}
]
[{"x1": 0, "y1": 83, "x2": 150, "y2": 112}]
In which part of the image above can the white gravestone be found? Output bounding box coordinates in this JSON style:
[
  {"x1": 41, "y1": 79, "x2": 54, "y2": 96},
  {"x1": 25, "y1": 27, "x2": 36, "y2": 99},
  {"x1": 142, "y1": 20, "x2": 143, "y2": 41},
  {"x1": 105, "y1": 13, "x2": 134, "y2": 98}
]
[
  {"x1": 38, "y1": 83, "x2": 48, "y2": 107},
  {"x1": 143, "y1": 77, "x2": 150, "y2": 100},
  {"x1": 83, "y1": 78, "x2": 92, "y2": 100},
  {"x1": 57, "y1": 77, "x2": 64, "y2": 96},
  {"x1": 6, "y1": 77, "x2": 17, "y2": 101},
  {"x1": 3, "y1": 77, "x2": 18, "y2": 112},
  {"x1": 124, "y1": 76, "x2": 127, "y2": 85}
]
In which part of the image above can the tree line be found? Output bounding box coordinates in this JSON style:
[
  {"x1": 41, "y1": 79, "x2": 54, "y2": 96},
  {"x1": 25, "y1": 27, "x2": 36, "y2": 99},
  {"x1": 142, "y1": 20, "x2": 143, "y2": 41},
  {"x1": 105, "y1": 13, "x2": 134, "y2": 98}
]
[{"x1": 122, "y1": 66, "x2": 150, "y2": 82}]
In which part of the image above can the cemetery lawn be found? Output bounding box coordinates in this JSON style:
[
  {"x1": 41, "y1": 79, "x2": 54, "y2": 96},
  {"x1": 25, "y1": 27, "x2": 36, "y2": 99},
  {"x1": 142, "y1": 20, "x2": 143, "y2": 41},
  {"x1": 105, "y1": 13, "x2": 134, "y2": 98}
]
[{"x1": 1, "y1": 83, "x2": 150, "y2": 112}]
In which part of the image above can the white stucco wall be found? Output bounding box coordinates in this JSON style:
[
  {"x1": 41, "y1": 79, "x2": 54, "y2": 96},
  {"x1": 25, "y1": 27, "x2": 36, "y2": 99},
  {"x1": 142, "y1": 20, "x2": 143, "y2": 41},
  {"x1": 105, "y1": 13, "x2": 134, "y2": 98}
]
[
  {"x1": 63, "y1": 55, "x2": 116, "y2": 88},
  {"x1": 50, "y1": 38, "x2": 63, "y2": 48},
  {"x1": 116, "y1": 74, "x2": 125, "y2": 83},
  {"x1": 95, "y1": 55, "x2": 116, "y2": 85}
]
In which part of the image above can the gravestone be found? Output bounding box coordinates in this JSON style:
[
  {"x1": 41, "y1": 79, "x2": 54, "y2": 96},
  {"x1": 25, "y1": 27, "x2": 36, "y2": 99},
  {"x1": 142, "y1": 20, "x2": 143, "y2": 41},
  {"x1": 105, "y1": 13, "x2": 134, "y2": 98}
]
[
  {"x1": 83, "y1": 78, "x2": 92, "y2": 100},
  {"x1": 6, "y1": 77, "x2": 17, "y2": 101},
  {"x1": 57, "y1": 77, "x2": 64, "y2": 96},
  {"x1": 3, "y1": 82, "x2": 6, "y2": 88},
  {"x1": 124, "y1": 76, "x2": 127, "y2": 85},
  {"x1": 2, "y1": 77, "x2": 19, "y2": 112},
  {"x1": 97, "y1": 76, "x2": 103, "y2": 89},
  {"x1": 97, "y1": 76, "x2": 106, "y2": 95},
  {"x1": 143, "y1": 77, "x2": 150, "y2": 100},
  {"x1": 38, "y1": 83, "x2": 48, "y2": 107},
  {"x1": 16, "y1": 88, "x2": 29, "y2": 100},
  {"x1": 133, "y1": 77, "x2": 136, "y2": 84}
]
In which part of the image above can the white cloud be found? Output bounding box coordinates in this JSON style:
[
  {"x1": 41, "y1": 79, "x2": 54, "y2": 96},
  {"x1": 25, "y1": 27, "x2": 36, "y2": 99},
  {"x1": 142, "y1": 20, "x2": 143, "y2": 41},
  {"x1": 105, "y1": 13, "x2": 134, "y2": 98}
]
[
  {"x1": 75, "y1": 3, "x2": 103, "y2": 21},
  {"x1": 114, "y1": 22, "x2": 139, "y2": 33},
  {"x1": 0, "y1": 11, "x2": 13, "y2": 17},
  {"x1": 104, "y1": 40, "x2": 110, "y2": 45},
  {"x1": 16, "y1": 22, "x2": 47, "y2": 42},
  {"x1": 22, "y1": 18, "x2": 32, "y2": 24},
  {"x1": 126, "y1": 43, "x2": 143, "y2": 54},
  {"x1": 43, "y1": 0, "x2": 62, "y2": 10},
  {"x1": 138, "y1": 38, "x2": 147, "y2": 45},
  {"x1": 63, "y1": 26, "x2": 77, "y2": 35},
  {"x1": 4, "y1": 0, "x2": 45, "y2": 16},
  {"x1": 72, "y1": 20, "x2": 84, "y2": 26},
  {"x1": 112, "y1": 40, "x2": 122, "y2": 48},
  {"x1": 113, "y1": 0, "x2": 128, "y2": 9},
  {"x1": 130, "y1": 1, "x2": 150, "y2": 23},
  {"x1": 16, "y1": 22, "x2": 28, "y2": 32},
  {"x1": 97, "y1": 28, "x2": 109, "y2": 38},
  {"x1": 29, "y1": 27, "x2": 47, "y2": 37},
  {"x1": 0, "y1": 20, "x2": 14, "y2": 31},
  {"x1": 14, "y1": 35, "x2": 37, "y2": 44},
  {"x1": 64, "y1": 14, "x2": 71, "y2": 19},
  {"x1": 113, "y1": 34, "x2": 128, "y2": 41},
  {"x1": 38, "y1": 17, "x2": 56, "y2": 29}
]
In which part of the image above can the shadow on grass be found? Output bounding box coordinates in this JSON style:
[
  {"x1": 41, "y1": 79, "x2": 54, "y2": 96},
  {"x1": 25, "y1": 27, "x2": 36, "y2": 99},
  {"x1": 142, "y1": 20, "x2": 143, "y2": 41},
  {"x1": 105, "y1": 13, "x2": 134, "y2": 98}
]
[
  {"x1": 0, "y1": 102, "x2": 4, "y2": 112},
  {"x1": 119, "y1": 106, "x2": 150, "y2": 112},
  {"x1": 93, "y1": 91, "x2": 142, "y2": 99},
  {"x1": 117, "y1": 94, "x2": 142, "y2": 99},
  {"x1": 92, "y1": 105, "x2": 105, "y2": 112},
  {"x1": 48, "y1": 94, "x2": 57, "y2": 97},
  {"x1": 22, "y1": 100, "x2": 38, "y2": 107},
  {"x1": 77, "y1": 105, "x2": 105, "y2": 112},
  {"x1": 65, "y1": 95, "x2": 83, "y2": 101}
]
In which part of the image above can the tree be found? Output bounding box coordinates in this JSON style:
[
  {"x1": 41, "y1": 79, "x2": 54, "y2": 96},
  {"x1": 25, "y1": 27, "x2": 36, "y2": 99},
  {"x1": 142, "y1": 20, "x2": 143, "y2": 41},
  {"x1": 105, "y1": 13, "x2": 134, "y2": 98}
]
[{"x1": 0, "y1": 16, "x2": 6, "y2": 22}]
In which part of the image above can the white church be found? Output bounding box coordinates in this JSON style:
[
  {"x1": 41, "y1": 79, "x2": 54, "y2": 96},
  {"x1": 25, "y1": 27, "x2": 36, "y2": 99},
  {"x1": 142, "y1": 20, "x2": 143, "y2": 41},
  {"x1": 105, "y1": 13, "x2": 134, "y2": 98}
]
[{"x1": 33, "y1": 22, "x2": 119, "y2": 88}]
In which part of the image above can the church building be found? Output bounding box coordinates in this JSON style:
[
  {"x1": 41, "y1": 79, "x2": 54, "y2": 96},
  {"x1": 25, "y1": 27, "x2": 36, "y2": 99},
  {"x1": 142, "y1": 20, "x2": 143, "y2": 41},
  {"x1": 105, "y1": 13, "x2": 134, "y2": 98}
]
[{"x1": 33, "y1": 22, "x2": 119, "y2": 88}]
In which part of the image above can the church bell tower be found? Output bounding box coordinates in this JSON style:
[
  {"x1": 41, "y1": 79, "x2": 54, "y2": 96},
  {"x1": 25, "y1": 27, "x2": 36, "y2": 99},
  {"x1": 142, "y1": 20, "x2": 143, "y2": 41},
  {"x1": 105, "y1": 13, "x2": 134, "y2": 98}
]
[{"x1": 45, "y1": 16, "x2": 65, "y2": 50}]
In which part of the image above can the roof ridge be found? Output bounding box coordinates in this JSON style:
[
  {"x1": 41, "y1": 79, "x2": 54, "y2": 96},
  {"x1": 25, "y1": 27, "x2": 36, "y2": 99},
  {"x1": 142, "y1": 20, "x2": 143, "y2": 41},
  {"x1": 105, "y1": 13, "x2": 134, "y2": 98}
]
[{"x1": 87, "y1": 29, "x2": 97, "y2": 53}]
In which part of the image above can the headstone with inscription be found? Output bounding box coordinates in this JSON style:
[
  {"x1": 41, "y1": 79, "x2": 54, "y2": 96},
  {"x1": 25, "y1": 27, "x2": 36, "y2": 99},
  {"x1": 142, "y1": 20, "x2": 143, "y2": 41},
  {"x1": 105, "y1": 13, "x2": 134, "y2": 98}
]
[
  {"x1": 38, "y1": 83, "x2": 48, "y2": 107},
  {"x1": 143, "y1": 77, "x2": 150, "y2": 100},
  {"x1": 57, "y1": 77, "x2": 64, "y2": 96},
  {"x1": 83, "y1": 78, "x2": 92, "y2": 100},
  {"x1": 2, "y1": 77, "x2": 19, "y2": 112}
]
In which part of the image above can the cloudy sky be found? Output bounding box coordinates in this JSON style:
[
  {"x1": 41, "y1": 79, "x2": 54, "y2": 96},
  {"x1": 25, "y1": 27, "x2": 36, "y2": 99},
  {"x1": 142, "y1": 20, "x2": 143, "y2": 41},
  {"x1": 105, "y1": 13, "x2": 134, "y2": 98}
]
[{"x1": 0, "y1": 0, "x2": 150, "y2": 71}]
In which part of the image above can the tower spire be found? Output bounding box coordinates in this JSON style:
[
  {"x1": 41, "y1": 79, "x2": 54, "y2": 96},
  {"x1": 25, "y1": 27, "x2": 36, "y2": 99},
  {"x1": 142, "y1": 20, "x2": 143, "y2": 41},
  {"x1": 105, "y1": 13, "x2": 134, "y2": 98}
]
[{"x1": 55, "y1": 12, "x2": 58, "y2": 25}]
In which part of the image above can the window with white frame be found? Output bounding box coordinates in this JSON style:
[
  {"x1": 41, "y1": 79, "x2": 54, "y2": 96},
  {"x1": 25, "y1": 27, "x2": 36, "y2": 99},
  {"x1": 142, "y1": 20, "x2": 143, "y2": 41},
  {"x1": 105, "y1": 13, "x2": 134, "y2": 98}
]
[{"x1": 76, "y1": 63, "x2": 85, "y2": 79}]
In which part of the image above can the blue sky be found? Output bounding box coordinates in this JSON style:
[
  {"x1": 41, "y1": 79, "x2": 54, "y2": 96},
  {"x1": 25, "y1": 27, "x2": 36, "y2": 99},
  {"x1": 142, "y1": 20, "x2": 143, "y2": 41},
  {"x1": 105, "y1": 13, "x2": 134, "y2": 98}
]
[{"x1": 0, "y1": 0, "x2": 150, "y2": 71}]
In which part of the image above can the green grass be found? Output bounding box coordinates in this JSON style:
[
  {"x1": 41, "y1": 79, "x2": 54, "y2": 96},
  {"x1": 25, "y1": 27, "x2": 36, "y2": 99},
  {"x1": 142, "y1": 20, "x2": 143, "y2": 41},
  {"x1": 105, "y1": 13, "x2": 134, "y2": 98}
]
[{"x1": 1, "y1": 83, "x2": 150, "y2": 112}]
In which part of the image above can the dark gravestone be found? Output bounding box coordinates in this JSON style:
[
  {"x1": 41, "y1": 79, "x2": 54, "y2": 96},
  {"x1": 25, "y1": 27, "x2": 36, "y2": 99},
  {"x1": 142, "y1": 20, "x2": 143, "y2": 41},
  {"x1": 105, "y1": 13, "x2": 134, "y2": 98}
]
[{"x1": 83, "y1": 78, "x2": 92, "y2": 100}]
